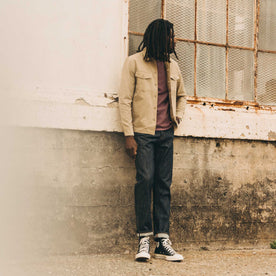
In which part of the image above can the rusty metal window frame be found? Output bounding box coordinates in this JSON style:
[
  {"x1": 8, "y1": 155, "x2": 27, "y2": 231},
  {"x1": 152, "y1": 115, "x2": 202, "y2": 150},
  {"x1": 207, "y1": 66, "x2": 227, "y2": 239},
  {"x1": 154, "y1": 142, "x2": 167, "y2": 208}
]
[{"x1": 128, "y1": 0, "x2": 276, "y2": 109}]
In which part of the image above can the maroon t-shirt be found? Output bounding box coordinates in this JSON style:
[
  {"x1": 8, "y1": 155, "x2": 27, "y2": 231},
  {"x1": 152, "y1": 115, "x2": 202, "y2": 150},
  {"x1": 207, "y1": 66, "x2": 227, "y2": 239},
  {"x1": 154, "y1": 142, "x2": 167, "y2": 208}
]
[{"x1": 156, "y1": 60, "x2": 171, "y2": 131}]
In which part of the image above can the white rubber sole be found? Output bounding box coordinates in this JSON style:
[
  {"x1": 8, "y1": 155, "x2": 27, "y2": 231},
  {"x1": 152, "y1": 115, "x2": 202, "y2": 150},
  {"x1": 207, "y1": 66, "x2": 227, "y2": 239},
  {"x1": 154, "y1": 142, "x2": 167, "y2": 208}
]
[
  {"x1": 135, "y1": 252, "x2": 151, "y2": 262},
  {"x1": 154, "y1": 253, "x2": 184, "y2": 262}
]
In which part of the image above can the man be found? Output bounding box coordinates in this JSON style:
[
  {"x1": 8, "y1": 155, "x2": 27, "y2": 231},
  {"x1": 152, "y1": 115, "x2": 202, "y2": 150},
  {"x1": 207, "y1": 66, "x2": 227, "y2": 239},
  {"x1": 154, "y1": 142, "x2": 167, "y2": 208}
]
[{"x1": 119, "y1": 19, "x2": 186, "y2": 262}]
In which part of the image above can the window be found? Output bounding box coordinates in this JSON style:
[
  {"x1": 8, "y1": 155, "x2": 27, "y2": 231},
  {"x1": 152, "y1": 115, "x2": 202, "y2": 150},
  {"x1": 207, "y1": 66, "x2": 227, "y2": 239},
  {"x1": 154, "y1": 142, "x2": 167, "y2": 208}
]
[{"x1": 128, "y1": 0, "x2": 276, "y2": 106}]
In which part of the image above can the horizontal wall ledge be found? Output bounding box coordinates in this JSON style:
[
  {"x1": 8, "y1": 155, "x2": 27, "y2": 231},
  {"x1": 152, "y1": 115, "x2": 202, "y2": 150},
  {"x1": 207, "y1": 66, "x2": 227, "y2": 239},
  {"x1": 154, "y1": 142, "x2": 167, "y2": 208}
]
[{"x1": 5, "y1": 95, "x2": 276, "y2": 141}]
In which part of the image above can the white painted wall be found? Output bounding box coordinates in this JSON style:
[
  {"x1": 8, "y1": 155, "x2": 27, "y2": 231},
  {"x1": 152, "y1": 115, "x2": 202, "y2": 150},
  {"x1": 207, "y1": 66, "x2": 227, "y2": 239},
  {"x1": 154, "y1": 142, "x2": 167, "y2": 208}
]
[
  {"x1": 0, "y1": 0, "x2": 125, "y2": 100},
  {"x1": 1, "y1": 0, "x2": 275, "y2": 141}
]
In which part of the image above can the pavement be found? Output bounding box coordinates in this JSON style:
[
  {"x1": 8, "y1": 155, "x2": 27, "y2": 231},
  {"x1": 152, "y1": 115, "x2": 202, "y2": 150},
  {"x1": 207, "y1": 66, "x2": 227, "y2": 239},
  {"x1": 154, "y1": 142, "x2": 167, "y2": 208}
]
[{"x1": 2, "y1": 249, "x2": 276, "y2": 276}]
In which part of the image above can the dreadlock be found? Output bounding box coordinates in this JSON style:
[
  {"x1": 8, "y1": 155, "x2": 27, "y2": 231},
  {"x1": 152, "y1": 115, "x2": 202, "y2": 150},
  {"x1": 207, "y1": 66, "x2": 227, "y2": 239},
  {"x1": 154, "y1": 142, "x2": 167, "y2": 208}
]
[{"x1": 138, "y1": 19, "x2": 178, "y2": 62}]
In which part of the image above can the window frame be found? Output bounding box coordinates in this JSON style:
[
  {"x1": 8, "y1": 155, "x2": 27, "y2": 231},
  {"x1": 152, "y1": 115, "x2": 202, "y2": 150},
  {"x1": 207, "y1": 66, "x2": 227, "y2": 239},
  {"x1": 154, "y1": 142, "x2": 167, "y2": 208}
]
[{"x1": 127, "y1": 0, "x2": 276, "y2": 110}]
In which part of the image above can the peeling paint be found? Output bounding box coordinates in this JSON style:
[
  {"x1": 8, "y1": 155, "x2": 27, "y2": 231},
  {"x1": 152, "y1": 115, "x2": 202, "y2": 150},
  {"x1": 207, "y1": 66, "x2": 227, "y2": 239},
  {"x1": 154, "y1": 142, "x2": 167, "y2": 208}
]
[
  {"x1": 75, "y1": 98, "x2": 91, "y2": 106},
  {"x1": 186, "y1": 97, "x2": 276, "y2": 112},
  {"x1": 268, "y1": 131, "x2": 276, "y2": 140},
  {"x1": 104, "y1": 93, "x2": 119, "y2": 102}
]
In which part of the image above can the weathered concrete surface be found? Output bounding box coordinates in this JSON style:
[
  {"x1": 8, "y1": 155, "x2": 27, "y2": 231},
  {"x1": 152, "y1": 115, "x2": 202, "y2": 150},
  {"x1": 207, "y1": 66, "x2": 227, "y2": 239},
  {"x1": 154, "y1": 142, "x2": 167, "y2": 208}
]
[
  {"x1": 1, "y1": 127, "x2": 275, "y2": 256},
  {"x1": 1, "y1": 249, "x2": 276, "y2": 276}
]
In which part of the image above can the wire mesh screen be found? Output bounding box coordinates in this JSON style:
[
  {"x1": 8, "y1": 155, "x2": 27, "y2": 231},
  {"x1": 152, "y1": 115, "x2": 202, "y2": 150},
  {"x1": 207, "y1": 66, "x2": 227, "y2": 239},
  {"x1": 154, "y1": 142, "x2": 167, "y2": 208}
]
[
  {"x1": 259, "y1": 0, "x2": 276, "y2": 51},
  {"x1": 128, "y1": 0, "x2": 276, "y2": 106},
  {"x1": 196, "y1": 44, "x2": 225, "y2": 99},
  {"x1": 257, "y1": 53, "x2": 276, "y2": 105},
  {"x1": 197, "y1": 0, "x2": 226, "y2": 44},
  {"x1": 173, "y1": 41, "x2": 194, "y2": 96},
  {"x1": 129, "y1": 0, "x2": 162, "y2": 34},
  {"x1": 129, "y1": 34, "x2": 143, "y2": 56},
  {"x1": 228, "y1": 0, "x2": 254, "y2": 48},
  {"x1": 228, "y1": 49, "x2": 254, "y2": 101},
  {"x1": 166, "y1": 0, "x2": 195, "y2": 40}
]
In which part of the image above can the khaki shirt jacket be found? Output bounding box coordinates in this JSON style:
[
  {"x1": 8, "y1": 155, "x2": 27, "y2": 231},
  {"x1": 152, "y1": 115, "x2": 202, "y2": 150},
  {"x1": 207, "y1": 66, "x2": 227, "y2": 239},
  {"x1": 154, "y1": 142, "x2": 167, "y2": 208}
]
[{"x1": 119, "y1": 49, "x2": 186, "y2": 136}]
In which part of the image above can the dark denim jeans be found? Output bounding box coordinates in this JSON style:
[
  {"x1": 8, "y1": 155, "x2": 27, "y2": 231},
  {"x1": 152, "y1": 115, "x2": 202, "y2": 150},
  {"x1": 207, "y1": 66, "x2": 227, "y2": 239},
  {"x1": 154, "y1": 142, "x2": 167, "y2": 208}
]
[{"x1": 134, "y1": 127, "x2": 174, "y2": 237}]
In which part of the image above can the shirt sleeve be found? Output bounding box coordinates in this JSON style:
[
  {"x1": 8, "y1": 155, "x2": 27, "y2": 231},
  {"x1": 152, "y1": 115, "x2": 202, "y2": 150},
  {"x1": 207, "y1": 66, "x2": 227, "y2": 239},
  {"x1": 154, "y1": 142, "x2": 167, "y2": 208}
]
[
  {"x1": 175, "y1": 63, "x2": 187, "y2": 119},
  {"x1": 118, "y1": 57, "x2": 136, "y2": 136}
]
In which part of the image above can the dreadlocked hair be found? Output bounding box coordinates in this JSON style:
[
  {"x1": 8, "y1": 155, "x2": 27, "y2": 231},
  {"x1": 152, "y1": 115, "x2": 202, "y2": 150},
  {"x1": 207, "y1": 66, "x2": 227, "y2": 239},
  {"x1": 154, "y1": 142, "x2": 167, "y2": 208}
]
[{"x1": 138, "y1": 19, "x2": 178, "y2": 62}]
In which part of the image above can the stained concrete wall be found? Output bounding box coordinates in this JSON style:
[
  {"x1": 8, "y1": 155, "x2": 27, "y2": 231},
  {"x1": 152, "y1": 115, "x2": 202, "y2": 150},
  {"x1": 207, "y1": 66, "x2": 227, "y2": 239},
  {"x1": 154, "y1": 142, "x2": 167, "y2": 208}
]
[{"x1": 2, "y1": 127, "x2": 275, "y2": 256}]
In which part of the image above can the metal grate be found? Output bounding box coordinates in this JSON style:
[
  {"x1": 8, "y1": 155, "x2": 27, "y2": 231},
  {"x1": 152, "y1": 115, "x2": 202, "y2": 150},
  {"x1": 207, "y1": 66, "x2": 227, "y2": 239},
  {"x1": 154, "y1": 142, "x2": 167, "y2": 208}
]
[
  {"x1": 257, "y1": 53, "x2": 276, "y2": 105},
  {"x1": 166, "y1": 0, "x2": 195, "y2": 40},
  {"x1": 129, "y1": 0, "x2": 162, "y2": 34},
  {"x1": 173, "y1": 41, "x2": 194, "y2": 96},
  {"x1": 196, "y1": 44, "x2": 225, "y2": 99},
  {"x1": 228, "y1": 49, "x2": 254, "y2": 101},
  {"x1": 228, "y1": 0, "x2": 254, "y2": 48},
  {"x1": 128, "y1": 34, "x2": 143, "y2": 56},
  {"x1": 128, "y1": 0, "x2": 276, "y2": 106},
  {"x1": 197, "y1": 0, "x2": 226, "y2": 44},
  {"x1": 259, "y1": 0, "x2": 276, "y2": 51}
]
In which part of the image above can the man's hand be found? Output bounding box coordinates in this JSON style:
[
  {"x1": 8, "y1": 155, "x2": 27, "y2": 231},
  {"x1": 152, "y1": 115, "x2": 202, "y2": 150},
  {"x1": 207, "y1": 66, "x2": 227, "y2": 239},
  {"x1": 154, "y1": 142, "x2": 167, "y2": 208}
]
[
  {"x1": 176, "y1": 116, "x2": 182, "y2": 124},
  {"x1": 125, "y1": 136, "x2": 137, "y2": 159}
]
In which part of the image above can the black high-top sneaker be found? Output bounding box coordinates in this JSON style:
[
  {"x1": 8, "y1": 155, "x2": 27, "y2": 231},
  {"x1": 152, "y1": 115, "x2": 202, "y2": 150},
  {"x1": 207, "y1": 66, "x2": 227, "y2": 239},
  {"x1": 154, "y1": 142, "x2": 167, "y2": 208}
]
[
  {"x1": 154, "y1": 238, "x2": 184, "y2": 262},
  {"x1": 135, "y1": 236, "x2": 150, "y2": 262}
]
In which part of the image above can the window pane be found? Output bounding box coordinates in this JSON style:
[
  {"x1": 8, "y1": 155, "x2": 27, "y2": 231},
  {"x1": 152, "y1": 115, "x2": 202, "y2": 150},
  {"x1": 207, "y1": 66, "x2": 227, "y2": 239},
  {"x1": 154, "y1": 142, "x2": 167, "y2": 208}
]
[
  {"x1": 129, "y1": 34, "x2": 143, "y2": 56},
  {"x1": 197, "y1": 0, "x2": 226, "y2": 44},
  {"x1": 166, "y1": 0, "x2": 195, "y2": 40},
  {"x1": 228, "y1": 0, "x2": 254, "y2": 48},
  {"x1": 228, "y1": 49, "x2": 254, "y2": 101},
  {"x1": 259, "y1": 0, "x2": 276, "y2": 51},
  {"x1": 129, "y1": 0, "x2": 162, "y2": 33},
  {"x1": 196, "y1": 45, "x2": 225, "y2": 98},
  {"x1": 257, "y1": 53, "x2": 276, "y2": 105},
  {"x1": 173, "y1": 42, "x2": 194, "y2": 96}
]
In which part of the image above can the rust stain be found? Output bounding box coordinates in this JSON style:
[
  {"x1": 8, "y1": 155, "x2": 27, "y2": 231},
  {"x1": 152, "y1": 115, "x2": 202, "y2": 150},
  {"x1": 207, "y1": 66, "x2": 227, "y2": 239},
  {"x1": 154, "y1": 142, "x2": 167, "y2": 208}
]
[
  {"x1": 186, "y1": 97, "x2": 275, "y2": 112},
  {"x1": 253, "y1": 0, "x2": 260, "y2": 102},
  {"x1": 268, "y1": 131, "x2": 276, "y2": 140},
  {"x1": 161, "y1": 0, "x2": 165, "y2": 19},
  {"x1": 217, "y1": 108, "x2": 235, "y2": 112},
  {"x1": 225, "y1": 0, "x2": 229, "y2": 100},
  {"x1": 194, "y1": 0, "x2": 197, "y2": 97}
]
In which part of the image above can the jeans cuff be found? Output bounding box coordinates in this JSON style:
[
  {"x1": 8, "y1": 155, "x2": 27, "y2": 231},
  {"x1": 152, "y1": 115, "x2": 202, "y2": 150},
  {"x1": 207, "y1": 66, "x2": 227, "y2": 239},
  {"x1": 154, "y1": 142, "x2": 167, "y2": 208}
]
[
  {"x1": 154, "y1": 233, "x2": 169, "y2": 239},
  {"x1": 137, "y1": 232, "x2": 153, "y2": 238}
]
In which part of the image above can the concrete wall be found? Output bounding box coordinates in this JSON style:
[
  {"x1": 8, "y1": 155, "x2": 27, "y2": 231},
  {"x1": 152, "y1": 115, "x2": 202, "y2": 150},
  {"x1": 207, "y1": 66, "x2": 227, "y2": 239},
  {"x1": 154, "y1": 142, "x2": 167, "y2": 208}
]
[{"x1": 3, "y1": 127, "x2": 275, "y2": 256}]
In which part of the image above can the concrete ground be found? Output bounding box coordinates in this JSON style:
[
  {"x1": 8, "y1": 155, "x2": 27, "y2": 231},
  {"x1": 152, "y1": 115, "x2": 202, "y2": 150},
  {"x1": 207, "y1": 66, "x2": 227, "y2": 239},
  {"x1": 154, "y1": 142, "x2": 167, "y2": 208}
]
[{"x1": 2, "y1": 249, "x2": 276, "y2": 276}]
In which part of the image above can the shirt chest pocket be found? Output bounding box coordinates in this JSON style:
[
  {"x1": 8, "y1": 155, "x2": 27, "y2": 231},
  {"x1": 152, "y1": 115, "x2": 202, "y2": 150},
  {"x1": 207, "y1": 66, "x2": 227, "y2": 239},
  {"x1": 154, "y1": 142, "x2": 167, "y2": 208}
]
[{"x1": 135, "y1": 71, "x2": 153, "y2": 92}]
